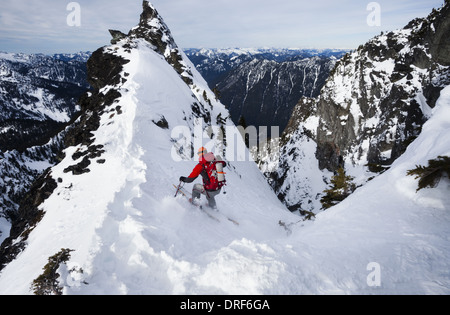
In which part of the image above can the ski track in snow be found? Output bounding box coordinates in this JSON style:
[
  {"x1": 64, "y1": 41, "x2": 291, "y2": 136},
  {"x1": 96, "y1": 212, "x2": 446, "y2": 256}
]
[{"x1": 0, "y1": 42, "x2": 449, "y2": 295}]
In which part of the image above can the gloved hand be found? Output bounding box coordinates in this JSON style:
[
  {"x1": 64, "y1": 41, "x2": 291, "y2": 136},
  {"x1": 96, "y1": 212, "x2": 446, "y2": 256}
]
[{"x1": 180, "y1": 176, "x2": 195, "y2": 183}]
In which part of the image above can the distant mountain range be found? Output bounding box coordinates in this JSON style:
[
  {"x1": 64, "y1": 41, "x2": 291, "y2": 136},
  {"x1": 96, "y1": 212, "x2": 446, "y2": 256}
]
[
  {"x1": 185, "y1": 48, "x2": 348, "y2": 133},
  {"x1": 184, "y1": 48, "x2": 347, "y2": 86},
  {"x1": 0, "y1": 52, "x2": 90, "y2": 151}
]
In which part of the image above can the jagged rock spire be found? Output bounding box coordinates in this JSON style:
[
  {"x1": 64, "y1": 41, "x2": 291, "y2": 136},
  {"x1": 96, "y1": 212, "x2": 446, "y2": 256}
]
[
  {"x1": 129, "y1": 1, "x2": 177, "y2": 55},
  {"x1": 110, "y1": 1, "x2": 193, "y2": 85}
]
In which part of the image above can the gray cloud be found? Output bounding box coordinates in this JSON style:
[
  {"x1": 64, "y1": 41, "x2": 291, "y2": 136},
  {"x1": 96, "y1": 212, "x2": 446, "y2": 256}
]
[{"x1": 0, "y1": 0, "x2": 444, "y2": 53}]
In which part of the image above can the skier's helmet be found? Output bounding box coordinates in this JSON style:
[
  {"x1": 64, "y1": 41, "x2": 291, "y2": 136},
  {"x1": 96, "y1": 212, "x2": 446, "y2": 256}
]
[{"x1": 197, "y1": 147, "x2": 207, "y2": 156}]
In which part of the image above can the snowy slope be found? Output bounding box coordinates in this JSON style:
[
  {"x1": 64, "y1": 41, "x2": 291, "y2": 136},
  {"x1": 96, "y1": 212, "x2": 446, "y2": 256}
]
[
  {"x1": 1, "y1": 78, "x2": 448, "y2": 294},
  {"x1": 0, "y1": 4, "x2": 295, "y2": 293},
  {"x1": 1, "y1": 1, "x2": 449, "y2": 295},
  {"x1": 289, "y1": 86, "x2": 450, "y2": 294},
  {"x1": 0, "y1": 40, "x2": 294, "y2": 295}
]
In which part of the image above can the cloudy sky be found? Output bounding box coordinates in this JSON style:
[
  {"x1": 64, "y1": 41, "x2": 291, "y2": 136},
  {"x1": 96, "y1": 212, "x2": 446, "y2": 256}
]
[{"x1": 0, "y1": 0, "x2": 444, "y2": 54}]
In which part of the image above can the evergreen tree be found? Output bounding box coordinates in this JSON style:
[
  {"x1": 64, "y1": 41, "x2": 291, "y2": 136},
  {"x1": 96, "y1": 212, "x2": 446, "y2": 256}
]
[
  {"x1": 321, "y1": 167, "x2": 356, "y2": 209},
  {"x1": 238, "y1": 115, "x2": 250, "y2": 148},
  {"x1": 212, "y1": 86, "x2": 221, "y2": 101},
  {"x1": 407, "y1": 156, "x2": 450, "y2": 191},
  {"x1": 238, "y1": 115, "x2": 247, "y2": 129},
  {"x1": 31, "y1": 249, "x2": 74, "y2": 295}
]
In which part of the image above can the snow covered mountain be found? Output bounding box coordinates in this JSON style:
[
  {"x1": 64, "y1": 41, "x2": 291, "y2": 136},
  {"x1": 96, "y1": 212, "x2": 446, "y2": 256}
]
[
  {"x1": 184, "y1": 47, "x2": 346, "y2": 87},
  {"x1": 0, "y1": 1, "x2": 449, "y2": 295},
  {"x1": 315, "y1": 6, "x2": 450, "y2": 172},
  {"x1": 268, "y1": 2, "x2": 450, "y2": 212},
  {"x1": 0, "y1": 52, "x2": 90, "y2": 238},
  {"x1": 0, "y1": 52, "x2": 89, "y2": 151}
]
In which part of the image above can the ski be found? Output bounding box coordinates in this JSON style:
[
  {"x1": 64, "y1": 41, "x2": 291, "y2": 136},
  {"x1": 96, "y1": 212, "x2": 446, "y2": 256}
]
[
  {"x1": 223, "y1": 215, "x2": 239, "y2": 226},
  {"x1": 173, "y1": 184, "x2": 220, "y2": 222},
  {"x1": 172, "y1": 184, "x2": 239, "y2": 225},
  {"x1": 197, "y1": 204, "x2": 221, "y2": 223},
  {"x1": 204, "y1": 209, "x2": 239, "y2": 226},
  {"x1": 228, "y1": 218, "x2": 239, "y2": 226}
]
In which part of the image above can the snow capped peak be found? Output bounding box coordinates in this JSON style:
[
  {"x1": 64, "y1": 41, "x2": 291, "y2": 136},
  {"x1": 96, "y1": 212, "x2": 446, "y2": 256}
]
[
  {"x1": 113, "y1": 0, "x2": 193, "y2": 86},
  {"x1": 129, "y1": 1, "x2": 176, "y2": 50}
]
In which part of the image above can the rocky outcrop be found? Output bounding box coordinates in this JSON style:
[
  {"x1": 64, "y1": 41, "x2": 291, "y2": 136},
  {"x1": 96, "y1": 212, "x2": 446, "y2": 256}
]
[
  {"x1": 315, "y1": 2, "x2": 450, "y2": 171},
  {"x1": 110, "y1": 1, "x2": 193, "y2": 85}
]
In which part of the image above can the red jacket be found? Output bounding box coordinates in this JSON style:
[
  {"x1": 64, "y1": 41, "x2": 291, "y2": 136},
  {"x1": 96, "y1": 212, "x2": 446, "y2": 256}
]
[{"x1": 187, "y1": 153, "x2": 226, "y2": 191}]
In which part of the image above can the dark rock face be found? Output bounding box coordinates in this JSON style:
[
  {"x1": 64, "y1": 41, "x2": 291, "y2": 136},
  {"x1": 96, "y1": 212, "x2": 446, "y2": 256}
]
[
  {"x1": 0, "y1": 170, "x2": 57, "y2": 270},
  {"x1": 61, "y1": 47, "x2": 128, "y2": 176},
  {"x1": 414, "y1": 5, "x2": 450, "y2": 67},
  {"x1": 64, "y1": 48, "x2": 128, "y2": 150},
  {"x1": 109, "y1": 30, "x2": 127, "y2": 45},
  {"x1": 217, "y1": 57, "x2": 337, "y2": 135}
]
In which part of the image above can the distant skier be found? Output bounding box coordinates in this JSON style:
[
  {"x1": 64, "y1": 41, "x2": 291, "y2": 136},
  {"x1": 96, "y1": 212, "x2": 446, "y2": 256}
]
[{"x1": 179, "y1": 147, "x2": 227, "y2": 209}]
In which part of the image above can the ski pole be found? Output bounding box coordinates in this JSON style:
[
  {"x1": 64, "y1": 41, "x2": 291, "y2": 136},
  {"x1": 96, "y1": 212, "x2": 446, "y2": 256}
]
[{"x1": 174, "y1": 181, "x2": 183, "y2": 197}]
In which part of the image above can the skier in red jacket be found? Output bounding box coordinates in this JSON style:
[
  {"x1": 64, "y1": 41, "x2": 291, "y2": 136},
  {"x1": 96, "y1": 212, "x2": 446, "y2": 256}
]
[{"x1": 180, "y1": 147, "x2": 226, "y2": 209}]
